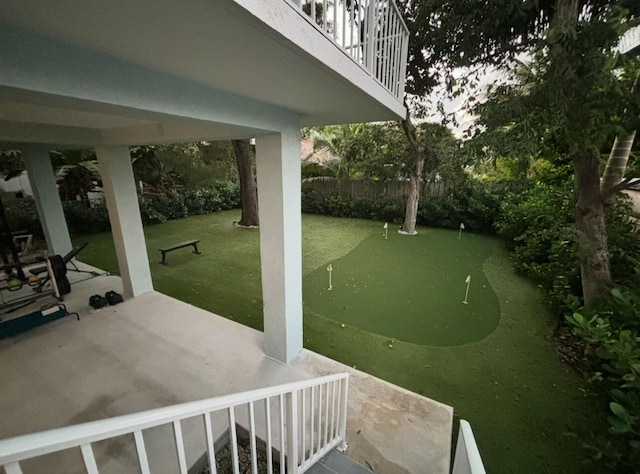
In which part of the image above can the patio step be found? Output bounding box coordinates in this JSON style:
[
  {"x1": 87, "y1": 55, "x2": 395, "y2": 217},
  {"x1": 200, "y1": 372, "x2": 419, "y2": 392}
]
[{"x1": 306, "y1": 449, "x2": 373, "y2": 474}]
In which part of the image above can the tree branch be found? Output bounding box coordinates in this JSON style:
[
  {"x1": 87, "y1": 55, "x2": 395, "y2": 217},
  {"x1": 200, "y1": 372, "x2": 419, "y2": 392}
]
[
  {"x1": 400, "y1": 99, "x2": 420, "y2": 156},
  {"x1": 601, "y1": 177, "x2": 639, "y2": 202}
]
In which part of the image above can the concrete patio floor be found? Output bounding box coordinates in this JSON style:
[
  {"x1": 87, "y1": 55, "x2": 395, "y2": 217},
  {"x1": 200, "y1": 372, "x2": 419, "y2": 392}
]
[{"x1": 0, "y1": 262, "x2": 452, "y2": 473}]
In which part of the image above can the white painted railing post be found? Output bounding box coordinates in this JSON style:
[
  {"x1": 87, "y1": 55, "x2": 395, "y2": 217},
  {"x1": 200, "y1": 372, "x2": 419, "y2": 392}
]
[
  {"x1": 365, "y1": 0, "x2": 377, "y2": 71},
  {"x1": 5, "y1": 462, "x2": 22, "y2": 474},
  {"x1": 228, "y1": 407, "x2": 240, "y2": 474},
  {"x1": 286, "y1": 390, "x2": 299, "y2": 474},
  {"x1": 337, "y1": 377, "x2": 349, "y2": 452},
  {"x1": 399, "y1": 24, "x2": 409, "y2": 98},
  {"x1": 452, "y1": 420, "x2": 486, "y2": 474}
]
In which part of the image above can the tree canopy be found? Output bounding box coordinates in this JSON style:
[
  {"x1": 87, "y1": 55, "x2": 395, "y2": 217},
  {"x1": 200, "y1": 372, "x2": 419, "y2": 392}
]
[
  {"x1": 307, "y1": 122, "x2": 464, "y2": 183},
  {"x1": 399, "y1": 0, "x2": 640, "y2": 303}
]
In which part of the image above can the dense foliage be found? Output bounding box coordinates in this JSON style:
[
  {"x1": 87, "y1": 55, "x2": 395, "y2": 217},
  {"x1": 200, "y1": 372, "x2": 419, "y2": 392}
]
[
  {"x1": 1, "y1": 194, "x2": 43, "y2": 237},
  {"x1": 495, "y1": 181, "x2": 640, "y2": 310},
  {"x1": 132, "y1": 142, "x2": 237, "y2": 193},
  {"x1": 566, "y1": 288, "x2": 640, "y2": 471},
  {"x1": 305, "y1": 122, "x2": 465, "y2": 183},
  {"x1": 61, "y1": 181, "x2": 239, "y2": 235},
  {"x1": 495, "y1": 181, "x2": 580, "y2": 312},
  {"x1": 302, "y1": 177, "x2": 503, "y2": 234},
  {"x1": 138, "y1": 182, "x2": 239, "y2": 225}
]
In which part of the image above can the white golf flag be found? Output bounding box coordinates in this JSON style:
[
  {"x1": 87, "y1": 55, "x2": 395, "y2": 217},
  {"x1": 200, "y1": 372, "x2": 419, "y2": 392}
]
[
  {"x1": 327, "y1": 264, "x2": 333, "y2": 272},
  {"x1": 383, "y1": 222, "x2": 388, "y2": 229},
  {"x1": 460, "y1": 223, "x2": 465, "y2": 230},
  {"x1": 465, "y1": 275, "x2": 471, "y2": 284}
]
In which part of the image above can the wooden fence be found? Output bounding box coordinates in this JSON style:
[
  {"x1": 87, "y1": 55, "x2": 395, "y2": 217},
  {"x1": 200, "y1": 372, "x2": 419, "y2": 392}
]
[{"x1": 301, "y1": 178, "x2": 449, "y2": 199}]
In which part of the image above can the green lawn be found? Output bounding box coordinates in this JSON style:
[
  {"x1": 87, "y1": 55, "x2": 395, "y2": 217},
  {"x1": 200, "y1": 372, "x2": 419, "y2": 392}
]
[{"x1": 76, "y1": 210, "x2": 607, "y2": 473}]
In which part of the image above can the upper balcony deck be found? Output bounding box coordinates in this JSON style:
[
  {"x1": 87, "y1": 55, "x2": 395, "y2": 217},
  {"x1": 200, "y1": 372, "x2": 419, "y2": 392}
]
[
  {"x1": 289, "y1": 0, "x2": 409, "y2": 101},
  {"x1": 0, "y1": 0, "x2": 408, "y2": 148}
]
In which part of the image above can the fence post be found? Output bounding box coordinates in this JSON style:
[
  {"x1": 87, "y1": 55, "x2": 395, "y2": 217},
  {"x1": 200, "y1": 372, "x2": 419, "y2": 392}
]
[{"x1": 286, "y1": 390, "x2": 299, "y2": 473}]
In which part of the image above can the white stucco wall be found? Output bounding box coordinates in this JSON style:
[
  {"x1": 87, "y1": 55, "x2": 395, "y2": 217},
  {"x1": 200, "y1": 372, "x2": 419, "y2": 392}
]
[{"x1": 0, "y1": 172, "x2": 33, "y2": 197}]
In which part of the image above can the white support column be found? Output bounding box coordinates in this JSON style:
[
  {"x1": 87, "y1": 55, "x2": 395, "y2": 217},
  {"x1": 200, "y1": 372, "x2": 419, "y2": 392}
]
[
  {"x1": 22, "y1": 150, "x2": 73, "y2": 257},
  {"x1": 95, "y1": 146, "x2": 153, "y2": 298},
  {"x1": 255, "y1": 127, "x2": 303, "y2": 363}
]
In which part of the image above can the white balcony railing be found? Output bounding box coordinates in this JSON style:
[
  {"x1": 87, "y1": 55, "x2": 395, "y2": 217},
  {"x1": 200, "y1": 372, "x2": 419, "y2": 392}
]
[
  {"x1": 619, "y1": 25, "x2": 640, "y2": 55},
  {"x1": 452, "y1": 420, "x2": 486, "y2": 474},
  {"x1": 0, "y1": 373, "x2": 350, "y2": 474},
  {"x1": 290, "y1": 0, "x2": 409, "y2": 100}
]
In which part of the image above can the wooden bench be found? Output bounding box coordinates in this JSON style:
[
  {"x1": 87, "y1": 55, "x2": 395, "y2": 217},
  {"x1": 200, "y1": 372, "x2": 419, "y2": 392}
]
[{"x1": 159, "y1": 239, "x2": 201, "y2": 264}]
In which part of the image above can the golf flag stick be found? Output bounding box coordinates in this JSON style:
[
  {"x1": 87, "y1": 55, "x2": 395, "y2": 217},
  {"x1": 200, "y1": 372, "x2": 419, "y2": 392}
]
[
  {"x1": 383, "y1": 222, "x2": 388, "y2": 239},
  {"x1": 327, "y1": 264, "x2": 333, "y2": 290},
  {"x1": 458, "y1": 222, "x2": 465, "y2": 240},
  {"x1": 463, "y1": 274, "x2": 471, "y2": 304}
]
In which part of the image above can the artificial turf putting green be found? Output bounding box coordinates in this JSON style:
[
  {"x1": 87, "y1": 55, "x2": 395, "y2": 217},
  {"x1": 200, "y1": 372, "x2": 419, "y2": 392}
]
[
  {"x1": 304, "y1": 229, "x2": 500, "y2": 346},
  {"x1": 75, "y1": 211, "x2": 608, "y2": 474}
]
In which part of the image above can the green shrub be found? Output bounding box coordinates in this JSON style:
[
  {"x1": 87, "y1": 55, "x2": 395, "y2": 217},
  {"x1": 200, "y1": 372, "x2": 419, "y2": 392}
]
[
  {"x1": 301, "y1": 189, "x2": 405, "y2": 222},
  {"x1": 62, "y1": 181, "x2": 240, "y2": 233},
  {"x1": 139, "y1": 181, "x2": 239, "y2": 225},
  {"x1": 495, "y1": 181, "x2": 581, "y2": 312},
  {"x1": 496, "y1": 182, "x2": 640, "y2": 314},
  {"x1": 495, "y1": 181, "x2": 574, "y2": 250},
  {"x1": 63, "y1": 200, "x2": 111, "y2": 234},
  {"x1": 606, "y1": 196, "x2": 640, "y2": 290},
  {"x1": 182, "y1": 181, "x2": 240, "y2": 214},
  {"x1": 566, "y1": 287, "x2": 640, "y2": 471},
  {"x1": 417, "y1": 179, "x2": 507, "y2": 232},
  {"x1": 3, "y1": 198, "x2": 43, "y2": 237},
  {"x1": 302, "y1": 178, "x2": 504, "y2": 231}
]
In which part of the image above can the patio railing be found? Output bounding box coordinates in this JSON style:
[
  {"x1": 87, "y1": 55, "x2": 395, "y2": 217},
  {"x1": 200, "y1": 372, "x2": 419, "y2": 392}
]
[
  {"x1": 452, "y1": 420, "x2": 486, "y2": 474},
  {"x1": 0, "y1": 373, "x2": 350, "y2": 474},
  {"x1": 288, "y1": 0, "x2": 409, "y2": 100}
]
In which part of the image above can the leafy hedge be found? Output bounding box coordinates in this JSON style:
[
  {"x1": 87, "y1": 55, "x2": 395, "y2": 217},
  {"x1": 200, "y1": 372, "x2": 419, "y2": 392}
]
[
  {"x1": 417, "y1": 180, "x2": 512, "y2": 233},
  {"x1": 566, "y1": 288, "x2": 640, "y2": 470},
  {"x1": 63, "y1": 201, "x2": 112, "y2": 235},
  {"x1": 302, "y1": 190, "x2": 404, "y2": 222},
  {"x1": 302, "y1": 178, "x2": 508, "y2": 233},
  {"x1": 138, "y1": 182, "x2": 240, "y2": 224},
  {"x1": 63, "y1": 181, "x2": 240, "y2": 234},
  {"x1": 495, "y1": 182, "x2": 640, "y2": 314},
  {"x1": 3, "y1": 198, "x2": 43, "y2": 237},
  {"x1": 494, "y1": 182, "x2": 580, "y2": 312}
]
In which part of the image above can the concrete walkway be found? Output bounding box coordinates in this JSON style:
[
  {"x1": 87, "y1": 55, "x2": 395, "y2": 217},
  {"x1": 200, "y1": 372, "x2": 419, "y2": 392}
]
[{"x1": 0, "y1": 263, "x2": 452, "y2": 473}]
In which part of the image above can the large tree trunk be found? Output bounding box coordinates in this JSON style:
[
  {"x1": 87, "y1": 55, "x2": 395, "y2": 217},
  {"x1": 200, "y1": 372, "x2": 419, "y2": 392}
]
[
  {"x1": 552, "y1": 0, "x2": 611, "y2": 305},
  {"x1": 399, "y1": 104, "x2": 424, "y2": 235},
  {"x1": 573, "y1": 151, "x2": 612, "y2": 306},
  {"x1": 232, "y1": 139, "x2": 259, "y2": 227},
  {"x1": 400, "y1": 158, "x2": 424, "y2": 235}
]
